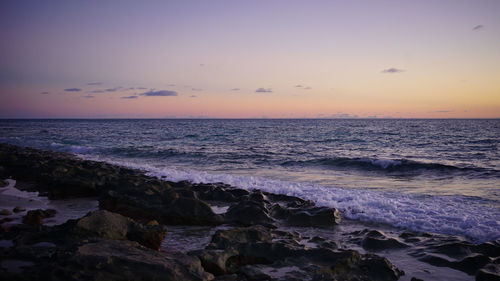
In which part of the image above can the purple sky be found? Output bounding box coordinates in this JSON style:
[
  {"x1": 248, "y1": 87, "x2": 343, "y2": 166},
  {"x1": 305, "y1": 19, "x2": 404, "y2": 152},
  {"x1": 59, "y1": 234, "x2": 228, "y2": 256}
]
[{"x1": 1, "y1": 0, "x2": 499, "y2": 118}]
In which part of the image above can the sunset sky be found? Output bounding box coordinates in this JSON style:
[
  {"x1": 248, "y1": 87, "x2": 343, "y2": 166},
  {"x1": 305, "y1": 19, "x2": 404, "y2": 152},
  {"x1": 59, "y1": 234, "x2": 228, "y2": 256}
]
[{"x1": 1, "y1": 0, "x2": 499, "y2": 118}]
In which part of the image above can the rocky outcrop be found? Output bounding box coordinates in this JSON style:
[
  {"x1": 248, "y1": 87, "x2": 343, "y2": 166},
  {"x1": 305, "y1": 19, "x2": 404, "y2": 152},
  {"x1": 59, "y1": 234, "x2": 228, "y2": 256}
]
[
  {"x1": 22, "y1": 209, "x2": 56, "y2": 225},
  {"x1": 189, "y1": 226, "x2": 404, "y2": 280}
]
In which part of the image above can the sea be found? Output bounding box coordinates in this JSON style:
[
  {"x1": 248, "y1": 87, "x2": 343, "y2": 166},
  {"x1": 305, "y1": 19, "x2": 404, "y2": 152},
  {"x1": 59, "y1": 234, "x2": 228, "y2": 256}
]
[{"x1": 1, "y1": 119, "x2": 499, "y2": 242}]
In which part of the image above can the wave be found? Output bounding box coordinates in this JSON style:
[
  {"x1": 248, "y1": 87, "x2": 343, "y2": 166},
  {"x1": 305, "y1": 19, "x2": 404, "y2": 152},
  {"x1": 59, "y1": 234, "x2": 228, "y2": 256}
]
[
  {"x1": 282, "y1": 157, "x2": 498, "y2": 177},
  {"x1": 81, "y1": 156, "x2": 500, "y2": 243}
]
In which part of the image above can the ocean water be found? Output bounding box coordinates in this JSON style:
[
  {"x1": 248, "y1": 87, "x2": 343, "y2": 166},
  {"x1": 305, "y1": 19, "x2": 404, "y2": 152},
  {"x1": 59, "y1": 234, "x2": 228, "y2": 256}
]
[{"x1": 1, "y1": 119, "x2": 499, "y2": 242}]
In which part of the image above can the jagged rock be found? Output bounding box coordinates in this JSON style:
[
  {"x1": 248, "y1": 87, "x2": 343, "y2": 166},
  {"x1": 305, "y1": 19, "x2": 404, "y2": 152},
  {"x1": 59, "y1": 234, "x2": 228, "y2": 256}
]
[
  {"x1": 285, "y1": 207, "x2": 341, "y2": 227},
  {"x1": 54, "y1": 240, "x2": 214, "y2": 281},
  {"x1": 0, "y1": 209, "x2": 12, "y2": 216},
  {"x1": 22, "y1": 209, "x2": 56, "y2": 225},
  {"x1": 76, "y1": 210, "x2": 168, "y2": 250},
  {"x1": 13, "y1": 206, "x2": 26, "y2": 213},
  {"x1": 225, "y1": 200, "x2": 274, "y2": 226},
  {"x1": 476, "y1": 263, "x2": 500, "y2": 281},
  {"x1": 208, "y1": 225, "x2": 273, "y2": 249}
]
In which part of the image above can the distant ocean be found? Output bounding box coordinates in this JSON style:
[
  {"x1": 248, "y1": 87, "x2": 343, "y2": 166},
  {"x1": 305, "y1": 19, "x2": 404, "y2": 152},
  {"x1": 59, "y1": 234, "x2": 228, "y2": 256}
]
[{"x1": 1, "y1": 119, "x2": 499, "y2": 242}]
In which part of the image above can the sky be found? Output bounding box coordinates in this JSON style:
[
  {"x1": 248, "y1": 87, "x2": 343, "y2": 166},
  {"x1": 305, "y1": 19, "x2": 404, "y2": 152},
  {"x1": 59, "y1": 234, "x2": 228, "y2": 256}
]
[{"x1": 0, "y1": 0, "x2": 499, "y2": 118}]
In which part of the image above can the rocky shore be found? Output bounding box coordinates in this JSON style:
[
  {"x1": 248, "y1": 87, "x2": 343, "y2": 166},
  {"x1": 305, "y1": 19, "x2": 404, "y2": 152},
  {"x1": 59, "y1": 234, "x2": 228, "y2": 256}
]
[{"x1": 0, "y1": 143, "x2": 498, "y2": 281}]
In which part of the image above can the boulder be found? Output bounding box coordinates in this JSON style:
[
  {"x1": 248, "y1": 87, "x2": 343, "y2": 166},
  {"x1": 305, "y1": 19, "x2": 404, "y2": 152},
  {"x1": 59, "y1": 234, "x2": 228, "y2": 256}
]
[
  {"x1": 225, "y1": 200, "x2": 274, "y2": 226},
  {"x1": 285, "y1": 207, "x2": 340, "y2": 227},
  {"x1": 22, "y1": 209, "x2": 56, "y2": 225}
]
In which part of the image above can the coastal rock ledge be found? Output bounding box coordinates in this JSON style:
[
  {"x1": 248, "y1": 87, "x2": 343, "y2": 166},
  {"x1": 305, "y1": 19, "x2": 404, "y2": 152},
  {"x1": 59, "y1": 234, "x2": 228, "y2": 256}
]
[{"x1": 1, "y1": 143, "x2": 499, "y2": 280}]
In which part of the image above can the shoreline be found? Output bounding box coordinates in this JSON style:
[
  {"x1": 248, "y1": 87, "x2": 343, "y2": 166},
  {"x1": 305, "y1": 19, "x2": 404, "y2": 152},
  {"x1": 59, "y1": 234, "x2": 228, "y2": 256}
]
[{"x1": 0, "y1": 143, "x2": 498, "y2": 280}]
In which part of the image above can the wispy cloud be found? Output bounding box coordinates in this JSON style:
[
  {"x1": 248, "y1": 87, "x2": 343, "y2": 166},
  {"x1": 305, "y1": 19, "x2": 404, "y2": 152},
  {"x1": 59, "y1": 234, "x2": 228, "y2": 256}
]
[
  {"x1": 40, "y1": 91, "x2": 49, "y2": 95},
  {"x1": 191, "y1": 88, "x2": 203, "y2": 91},
  {"x1": 190, "y1": 95, "x2": 197, "y2": 98},
  {"x1": 433, "y1": 110, "x2": 453, "y2": 113},
  {"x1": 86, "y1": 82, "x2": 103, "y2": 86},
  {"x1": 140, "y1": 90, "x2": 178, "y2": 96},
  {"x1": 105, "y1": 87, "x2": 122, "y2": 92},
  {"x1": 230, "y1": 88, "x2": 240, "y2": 91},
  {"x1": 121, "y1": 95, "x2": 138, "y2": 99},
  {"x1": 90, "y1": 89, "x2": 105, "y2": 93},
  {"x1": 381, "y1": 68, "x2": 404, "y2": 73},
  {"x1": 295, "y1": 84, "x2": 311, "y2": 90},
  {"x1": 136, "y1": 87, "x2": 147, "y2": 90},
  {"x1": 83, "y1": 95, "x2": 94, "y2": 99},
  {"x1": 473, "y1": 25, "x2": 484, "y2": 31},
  {"x1": 167, "y1": 84, "x2": 176, "y2": 87},
  {"x1": 64, "y1": 88, "x2": 82, "y2": 92},
  {"x1": 256, "y1": 88, "x2": 272, "y2": 93}
]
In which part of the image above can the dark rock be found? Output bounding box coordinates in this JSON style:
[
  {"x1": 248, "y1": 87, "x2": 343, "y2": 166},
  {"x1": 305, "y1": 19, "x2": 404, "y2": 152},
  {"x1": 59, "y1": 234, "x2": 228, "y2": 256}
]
[
  {"x1": 452, "y1": 254, "x2": 492, "y2": 275},
  {"x1": 22, "y1": 209, "x2": 56, "y2": 225},
  {"x1": 285, "y1": 207, "x2": 340, "y2": 227},
  {"x1": 476, "y1": 263, "x2": 500, "y2": 281},
  {"x1": 54, "y1": 240, "x2": 214, "y2": 281},
  {"x1": 411, "y1": 278, "x2": 424, "y2": 281},
  {"x1": 225, "y1": 200, "x2": 274, "y2": 226},
  {"x1": 208, "y1": 225, "x2": 273, "y2": 250},
  {"x1": 362, "y1": 236, "x2": 408, "y2": 251},
  {"x1": 76, "y1": 210, "x2": 168, "y2": 250},
  {"x1": 0, "y1": 209, "x2": 12, "y2": 216},
  {"x1": 164, "y1": 197, "x2": 223, "y2": 225},
  {"x1": 13, "y1": 206, "x2": 26, "y2": 213},
  {"x1": 0, "y1": 179, "x2": 8, "y2": 187}
]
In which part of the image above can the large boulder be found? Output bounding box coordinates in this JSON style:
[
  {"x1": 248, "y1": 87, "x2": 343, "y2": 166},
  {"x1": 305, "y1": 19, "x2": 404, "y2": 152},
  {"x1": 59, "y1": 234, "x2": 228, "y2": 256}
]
[
  {"x1": 76, "y1": 210, "x2": 168, "y2": 250},
  {"x1": 54, "y1": 240, "x2": 214, "y2": 281}
]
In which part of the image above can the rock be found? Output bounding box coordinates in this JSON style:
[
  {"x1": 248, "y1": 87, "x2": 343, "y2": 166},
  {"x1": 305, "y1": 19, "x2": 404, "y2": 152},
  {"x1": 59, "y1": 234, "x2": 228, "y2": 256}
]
[
  {"x1": 55, "y1": 240, "x2": 214, "y2": 281},
  {"x1": 285, "y1": 207, "x2": 341, "y2": 227},
  {"x1": 362, "y1": 236, "x2": 408, "y2": 251},
  {"x1": 13, "y1": 206, "x2": 26, "y2": 213},
  {"x1": 476, "y1": 263, "x2": 500, "y2": 281},
  {"x1": 22, "y1": 209, "x2": 56, "y2": 225},
  {"x1": 76, "y1": 210, "x2": 131, "y2": 239},
  {"x1": 313, "y1": 250, "x2": 404, "y2": 281},
  {"x1": 76, "y1": 210, "x2": 168, "y2": 250},
  {"x1": 0, "y1": 209, "x2": 12, "y2": 216},
  {"x1": 225, "y1": 200, "x2": 274, "y2": 226},
  {"x1": 164, "y1": 197, "x2": 223, "y2": 225},
  {"x1": 452, "y1": 254, "x2": 492, "y2": 275},
  {"x1": 0, "y1": 179, "x2": 8, "y2": 188},
  {"x1": 208, "y1": 225, "x2": 273, "y2": 250}
]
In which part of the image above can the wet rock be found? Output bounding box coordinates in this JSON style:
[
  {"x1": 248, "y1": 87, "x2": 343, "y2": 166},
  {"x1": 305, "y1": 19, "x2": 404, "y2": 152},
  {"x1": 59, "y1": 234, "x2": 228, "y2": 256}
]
[
  {"x1": 208, "y1": 226, "x2": 273, "y2": 250},
  {"x1": 76, "y1": 210, "x2": 168, "y2": 250},
  {"x1": 476, "y1": 263, "x2": 500, "y2": 281},
  {"x1": 312, "y1": 250, "x2": 404, "y2": 281},
  {"x1": 452, "y1": 254, "x2": 492, "y2": 275},
  {"x1": 13, "y1": 206, "x2": 26, "y2": 213},
  {"x1": 0, "y1": 179, "x2": 8, "y2": 187},
  {"x1": 0, "y1": 209, "x2": 12, "y2": 216},
  {"x1": 55, "y1": 240, "x2": 214, "y2": 281},
  {"x1": 22, "y1": 209, "x2": 56, "y2": 225},
  {"x1": 285, "y1": 207, "x2": 340, "y2": 227},
  {"x1": 362, "y1": 236, "x2": 408, "y2": 251},
  {"x1": 225, "y1": 200, "x2": 274, "y2": 226},
  {"x1": 164, "y1": 197, "x2": 223, "y2": 225}
]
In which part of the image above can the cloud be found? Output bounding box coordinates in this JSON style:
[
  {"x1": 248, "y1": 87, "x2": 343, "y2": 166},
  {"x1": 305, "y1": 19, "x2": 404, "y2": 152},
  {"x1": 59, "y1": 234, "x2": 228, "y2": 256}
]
[
  {"x1": 190, "y1": 95, "x2": 197, "y2": 98},
  {"x1": 105, "y1": 87, "x2": 122, "y2": 92},
  {"x1": 295, "y1": 84, "x2": 311, "y2": 90},
  {"x1": 255, "y1": 88, "x2": 272, "y2": 93},
  {"x1": 121, "y1": 95, "x2": 138, "y2": 99},
  {"x1": 83, "y1": 95, "x2": 94, "y2": 99},
  {"x1": 136, "y1": 87, "x2": 147, "y2": 90},
  {"x1": 191, "y1": 88, "x2": 203, "y2": 91},
  {"x1": 167, "y1": 84, "x2": 176, "y2": 87},
  {"x1": 90, "y1": 89, "x2": 105, "y2": 93},
  {"x1": 140, "y1": 90, "x2": 178, "y2": 96},
  {"x1": 230, "y1": 88, "x2": 240, "y2": 91},
  {"x1": 434, "y1": 110, "x2": 453, "y2": 113},
  {"x1": 330, "y1": 113, "x2": 359, "y2": 118},
  {"x1": 381, "y1": 68, "x2": 404, "y2": 73},
  {"x1": 87, "y1": 82, "x2": 103, "y2": 86},
  {"x1": 64, "y1": 88, "x2": 82, "y2": 92},
  {"x1": 40, "y1": 91, "x2": 49, "y2": 95},
  {"x1": 473, "y1": 25, "x2": 483, "y2": 31},
  {"x1": 200, "y1": 64, "x2": 205, "y2": 66}
]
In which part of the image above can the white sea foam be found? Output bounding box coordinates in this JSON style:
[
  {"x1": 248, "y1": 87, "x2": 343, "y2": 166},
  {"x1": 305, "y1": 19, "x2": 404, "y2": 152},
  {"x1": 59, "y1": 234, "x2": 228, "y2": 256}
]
[{"x1": 82, "y1": 157, "x2": 500, "y2": 243}]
